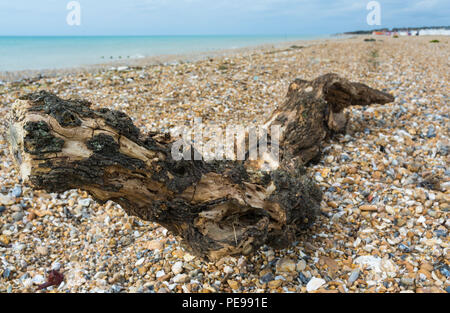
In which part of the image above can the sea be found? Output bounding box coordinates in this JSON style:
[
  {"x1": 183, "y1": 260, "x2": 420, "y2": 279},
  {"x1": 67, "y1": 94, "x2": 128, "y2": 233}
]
[{"x1": 0, "y1": 35, "x2": 323, "y2": 72}]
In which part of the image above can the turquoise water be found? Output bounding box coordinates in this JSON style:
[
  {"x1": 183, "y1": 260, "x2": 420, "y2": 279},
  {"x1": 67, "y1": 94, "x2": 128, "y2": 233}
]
[{"x1": 0, "y1": 35, "x2": 321, "y2": 72}]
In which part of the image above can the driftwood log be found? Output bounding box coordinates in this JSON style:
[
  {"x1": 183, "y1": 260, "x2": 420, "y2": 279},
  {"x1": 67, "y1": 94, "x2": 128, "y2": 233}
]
[{"x1": 7, "y1": 73, "x2": 394, "y2": 261}]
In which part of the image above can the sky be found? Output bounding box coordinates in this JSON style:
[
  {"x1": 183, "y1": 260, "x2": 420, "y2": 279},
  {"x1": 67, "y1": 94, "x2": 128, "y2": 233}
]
[{"x1": 0, "y1": 0, "x2": 448, "y2": 36}]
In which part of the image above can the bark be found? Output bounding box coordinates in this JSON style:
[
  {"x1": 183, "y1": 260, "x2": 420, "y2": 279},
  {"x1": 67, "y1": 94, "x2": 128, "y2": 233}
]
[{"x1": 7, "y1": 73, "x2": 393, "y2": 260}]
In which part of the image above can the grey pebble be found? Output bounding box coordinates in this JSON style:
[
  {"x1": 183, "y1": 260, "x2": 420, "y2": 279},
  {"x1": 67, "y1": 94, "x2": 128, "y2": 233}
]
[
  {"x1": 426, "y1": 125, "x2": 436, "y2": 138},
  {"x1": 434, "y1": 229, "x2": 447, "y2": 238},
  {"x1": 400, "y1": 277, "x2": 414, "y2": 286},
  {"x1": 3, "y1": 268, "x2": 11, "y2": 279},
  {"x1": 298, "y1": 272, "x2": 310, "y2": 285},
  {"x1": 11, "y1": 185, "x2": 22, "y2": 197},
  {"x1": 439, "y1": 264, "x2": 449, "y2": 278},
  {"x1": 340, "y1": 153, "x2": 350, "y2": 161},
  {"x1": 12, "y1": 211, "x2": 24, "y2": 222},
  {"x1": 111, "y1": 285, "x2": 122, "y2": 293},
  {"x1": 348, "y1": 269, "x2": 360, "y2": 284},
  {"x1": 260, "y1": 272, "x2": 274, "y2": 283},
  {"x1": 398, "y1": 243, "x2": 411, "y2": 253}
]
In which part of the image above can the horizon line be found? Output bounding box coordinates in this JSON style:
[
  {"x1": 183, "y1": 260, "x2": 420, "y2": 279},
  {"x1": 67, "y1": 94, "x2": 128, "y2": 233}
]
[
  {"x1": 0, "y1": 33, "x2": 323, "y2": 37},
  {"x1": 1, "y1": 25, "x2": 448, "y2": 37}
]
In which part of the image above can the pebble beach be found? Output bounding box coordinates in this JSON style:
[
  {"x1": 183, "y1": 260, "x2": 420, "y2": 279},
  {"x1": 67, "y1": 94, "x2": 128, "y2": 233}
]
[{"x1": 0, "y1": 35, "x2": 448, "y2": 293}]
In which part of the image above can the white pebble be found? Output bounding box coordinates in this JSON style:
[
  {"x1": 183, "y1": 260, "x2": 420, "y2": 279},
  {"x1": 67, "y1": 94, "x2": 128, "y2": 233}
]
[
  {"x1": 135, "y1": 258, "x2": 145, "y2": 267},
  {"x1": 306, "y1": 277, "x2": 325, "y2": 292},
  {"x1": 183, "y1": 253, "x2": 196, "y2": 262},
  {"x1": 51, "y1": 262, "x2": 61, "y2": 271},
  {"x1": 94, "y1": 271, "x2": 107, "y2": 280},
  {"x1": 32, "y1": 275, "x2": 45, "y2": 285},
  {"x1": 172, "y1": 261, "x2": 184, "y2": 274},
  {"x1": 78, "y1": 198, "x2": 91, "y2": 207},
  {"x1": 173, "y1": 273, "x2": 189, "y2": 283},
  {"x1": 23, "y1": 278, "x2": 33, "y2": 288}
]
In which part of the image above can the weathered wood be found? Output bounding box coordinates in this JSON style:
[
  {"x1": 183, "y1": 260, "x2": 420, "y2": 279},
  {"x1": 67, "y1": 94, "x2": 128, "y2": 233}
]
[
  {"x1": 7, "y1": 91, "x2": 322, "y2": 261},
  {"x1": 7, "y1": 73, "x2": 394, "y2": 260},
  {"x1": 262, "y1": 73, "x2": 395, "y2": 168}
]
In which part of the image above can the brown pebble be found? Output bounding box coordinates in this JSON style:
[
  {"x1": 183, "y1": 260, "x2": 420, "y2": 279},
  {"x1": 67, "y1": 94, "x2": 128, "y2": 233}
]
[
  {"x1": 268, "y1": 280, "x2": 282, "y2": 289},
  {"x1": 227, "y1": 280, "x2": 239, "y2": 290},
  {"x1": 359, "y1": 205, "x2": 378, "y2": 211}
]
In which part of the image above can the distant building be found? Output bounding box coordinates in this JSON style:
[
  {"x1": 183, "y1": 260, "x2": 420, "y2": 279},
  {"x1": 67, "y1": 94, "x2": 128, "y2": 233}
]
[
  {"x1": 372, "y1": 28, "x2": 448, "y2": 36},
  {"x1": 418, "y1": 28, "x2": 450, "y2": 36}
]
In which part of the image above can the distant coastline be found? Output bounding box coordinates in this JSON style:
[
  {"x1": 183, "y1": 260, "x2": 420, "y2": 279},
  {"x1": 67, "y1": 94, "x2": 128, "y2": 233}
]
[{"x1": 341, "y1": 25, "x2": 450, "y2": 35}]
